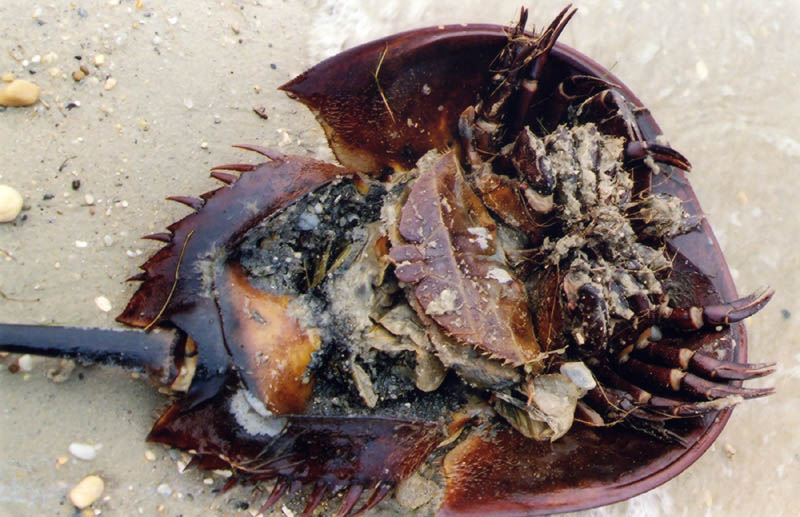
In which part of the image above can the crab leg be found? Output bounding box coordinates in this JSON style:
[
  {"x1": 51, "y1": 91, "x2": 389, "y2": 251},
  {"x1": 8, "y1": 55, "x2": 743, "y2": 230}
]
[
  {"x1": 0, "y1": 323, "x2": 181, "y2": 382},
  {"x1": 576, "y1": 88, "x2": 692, "y2": 172},
  {"x1": 587, "y1": 358, "x2": 744, "y2": 419},
  {"x1": 617, "y1": 357, "x2": 774, "y2": 400},
  {"x1": 459, "y1": 5, "x2": 577, "y2": 164},
  {"x1": 625, "y1": 140, "x2": 692, "y2": 171},
  {"x1": 661, "y1": 287, "x2": 774, "y2": 331},
  {"x1": 634, "y1": 338, "x2": 775, "y2": 380},
  {"x1": 509, "y1": 5, "x2": 577, "y2": 134}
]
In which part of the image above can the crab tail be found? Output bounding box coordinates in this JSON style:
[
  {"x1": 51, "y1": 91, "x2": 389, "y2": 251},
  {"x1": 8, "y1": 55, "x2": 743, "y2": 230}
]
[{"x1": 0, "y1": 323, "x2": 182, "y2": 383}]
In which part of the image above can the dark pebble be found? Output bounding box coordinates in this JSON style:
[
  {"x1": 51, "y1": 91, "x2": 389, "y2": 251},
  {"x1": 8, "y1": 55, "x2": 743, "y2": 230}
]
[
  {"x1": 781, "y1": 309, "x2": 791, "y2": 319},
  {"x1": 72, "y1": 179, "x2": 81, "y2": 190},
  {"x1": 66, "y1": 102, "x2": 79, "y2": 110},
  {"x1": 270, "y1": 63, "x2": 277, "y2": 70},
  {"x1": 43, "y1": 193, "x2": 54, "y2": 200},
  {"x1": 77, "y1": 7, "x2": 88, "y2": 17}
]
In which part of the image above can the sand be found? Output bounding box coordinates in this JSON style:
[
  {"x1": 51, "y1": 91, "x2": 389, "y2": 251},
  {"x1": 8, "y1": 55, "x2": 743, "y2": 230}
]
[{"x1": 1, "y1": 1, "x2": 798, "y2": 516}]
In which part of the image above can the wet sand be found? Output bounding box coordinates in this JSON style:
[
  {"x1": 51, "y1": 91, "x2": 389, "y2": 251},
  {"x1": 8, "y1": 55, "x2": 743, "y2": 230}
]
[{"x1": 1, "y1": 1, "x2": 798, "y2": 516}]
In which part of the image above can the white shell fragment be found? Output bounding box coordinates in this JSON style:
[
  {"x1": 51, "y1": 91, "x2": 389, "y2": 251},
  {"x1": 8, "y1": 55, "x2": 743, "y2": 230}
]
[
  {"x1": 69, "y1": 442, "x2": 101, "y2": 461},
  {"x1": 560, "y1": 361, "x2": 597, "y2": 391},
  {"x1": 0, "y1": 185, "x2": 24, "y2": 222},
  {"x1": 68, "y1": 475, "x2": 105, "y2": 509},
  {"x1": 94, "y1": 296, "x2": 112, "y2": 312}
]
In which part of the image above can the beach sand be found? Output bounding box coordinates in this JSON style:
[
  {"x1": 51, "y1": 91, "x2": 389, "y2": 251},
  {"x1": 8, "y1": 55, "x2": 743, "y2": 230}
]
[{"x1": 1, "y1": 1, "x2": 797, "y2": 515}]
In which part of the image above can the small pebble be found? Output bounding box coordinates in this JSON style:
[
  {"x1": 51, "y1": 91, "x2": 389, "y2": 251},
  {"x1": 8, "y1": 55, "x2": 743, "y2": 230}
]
[
  {"x1": 0, "y1": 185, "x2": 24, "y2": 222},
  {"x1": 69, "y1": 442, "x2": 100, "y2": 461},
  {"x1": 394, "y1": 472, "x2": 437, "y2": 509},
  {"x1": 200, "y1": 142, "x2": 208, "y2": 149},
  {"x1": 183, "y1": 97, "x2": 193, "y2": 109},
  {"x1": 94, "y1": 54, "x2": 105, "y2": 67},
  {"x1": 73, "y1": 70, "x2": 86, "y2": 82},
  {"x1": 103, "y1": 235, "x2": 114, "y2": 247},
  {"x1": 156, "y1": 483, "x2": 172, "y2": 496},
  {"x1": 104, "y1": 77, "x2": 117, "y2": 90},
  {"x1": 94, "y1": 295, "x2": 112, "y2": 312},
  {"x1": 69, "y1": 475, "x2": 104, "y2": 509},
  {"x1": 77, "y1": 7, "x2": 89, "y2": 18},
  {"x1": 144, "y1": 450, "x2": 156, "y2": 461},
  {"x1": 695, "y1": 60, "x2": 709, "y2": 81},
  {"x1": 0, "y1": 79, "x2": 40, "y2": 107},
  {"x1": 75, "y1": 240, "x2": 88, "y2": 248},
  {"x1": 17, "y1": 354, "x2": 35, "y2": 372},
  {"x1": 84, "y1": 194, "x2": 95, "y2": 205}
]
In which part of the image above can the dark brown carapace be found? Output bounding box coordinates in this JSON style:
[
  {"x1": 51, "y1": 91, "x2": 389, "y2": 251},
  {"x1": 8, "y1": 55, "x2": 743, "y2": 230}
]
[{"x1": 0, "y1": 6, "x2": 775, "y2": 516}]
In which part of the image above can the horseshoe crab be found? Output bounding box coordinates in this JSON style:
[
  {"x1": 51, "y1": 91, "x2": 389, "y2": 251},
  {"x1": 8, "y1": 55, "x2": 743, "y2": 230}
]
[{"x1": 0, "y1": 6, "x2": 775, "y2": 516}]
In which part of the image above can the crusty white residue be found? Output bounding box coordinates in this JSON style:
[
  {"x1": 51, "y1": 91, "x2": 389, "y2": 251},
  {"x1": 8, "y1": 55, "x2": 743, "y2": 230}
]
[
  {"x1": 229, "y1": 389, "x2": 286, "y2": 437},
  {"x1": 425, "y1": 288, "x2": 458, "y2": 316},
  {"x1": 467, "y1": 226, "x2": 491, "y2": 249},
  {"x1": 487, "y1": 267, "x2": 513, "y2": 284}
]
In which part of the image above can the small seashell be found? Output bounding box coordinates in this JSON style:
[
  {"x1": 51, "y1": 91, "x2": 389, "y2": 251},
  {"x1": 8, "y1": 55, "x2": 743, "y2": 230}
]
[
  {"x1": 69, "y1": 442, "x2": 100, "y2": 461},
  {"x1": 0, "y1": 185, "x2": 24, "y2": 222},
  {"x1": 69, "y1": 475, "x2": 104, "y2": 509},
  {"x1": 17, "y1": 354, "x2": 35, "y2": 372},
  {"x1": 0, "y1": 79, "x2": 40, "y2": 107},
  {"x1": 94, "y1": 296, "x2": 112, "y2": 312}
]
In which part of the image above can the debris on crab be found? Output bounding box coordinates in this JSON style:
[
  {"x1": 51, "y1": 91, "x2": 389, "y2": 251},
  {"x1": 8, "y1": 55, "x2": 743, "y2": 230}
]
[{"x1": 0, "y1": 5, "x2": 778, "y2": 517}]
